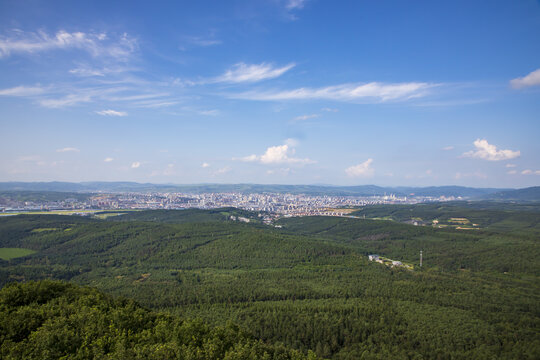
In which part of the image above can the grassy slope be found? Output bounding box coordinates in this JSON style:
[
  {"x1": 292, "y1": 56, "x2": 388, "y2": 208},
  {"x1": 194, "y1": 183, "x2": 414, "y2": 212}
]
[{"x1": 0, "y1": 248, "x2": 36, "y2": 260}]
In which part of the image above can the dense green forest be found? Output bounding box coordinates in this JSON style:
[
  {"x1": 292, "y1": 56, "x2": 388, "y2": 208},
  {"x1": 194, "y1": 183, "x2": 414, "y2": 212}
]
[
  {"x1": 350, "y1": 201, "x2": 540, "y2": 233},
  {"x1": 0, "y1": 280, "x2": 316, "y2": 359},
  {"x1": 0, "y1": 206, "x2": 539, "y2": 359}
]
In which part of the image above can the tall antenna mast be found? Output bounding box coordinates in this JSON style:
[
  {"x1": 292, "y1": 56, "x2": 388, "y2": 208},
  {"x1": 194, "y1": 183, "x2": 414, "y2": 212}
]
[{"x1": 420, "y1": 250, "x2": 423, "y2": 267}]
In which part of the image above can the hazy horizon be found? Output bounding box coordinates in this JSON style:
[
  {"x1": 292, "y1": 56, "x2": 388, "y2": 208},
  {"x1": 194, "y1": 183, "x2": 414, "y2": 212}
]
[
  {"x1": 1, "y1": 1, "x2": 539, "y2": 188},
  {"x1": 0, "y1": 179, "x2": 528, "y2": 191}
]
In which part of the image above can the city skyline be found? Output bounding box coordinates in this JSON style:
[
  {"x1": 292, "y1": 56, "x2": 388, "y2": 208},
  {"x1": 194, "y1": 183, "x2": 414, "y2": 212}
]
[{"x1": 1, "y1": 0, "x2": 539, "y2": 187}]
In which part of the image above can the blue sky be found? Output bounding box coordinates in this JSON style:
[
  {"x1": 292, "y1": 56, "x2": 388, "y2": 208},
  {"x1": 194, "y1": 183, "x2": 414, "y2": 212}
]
[{"x1": 0, "y1": 0, "x2": 539, "y2": 188}]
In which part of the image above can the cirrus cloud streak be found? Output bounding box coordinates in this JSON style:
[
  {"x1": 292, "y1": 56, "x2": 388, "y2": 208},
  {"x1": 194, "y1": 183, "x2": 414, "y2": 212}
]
[
  {"x1": 0, "y1": 30, "x2": 137, "y2": 59},
  {"x1": 213, "y1": 62, "x2": 295, "y2": 83},
  {"x1": 229, "y1": 81, "x2": 436, "y2": 102}
]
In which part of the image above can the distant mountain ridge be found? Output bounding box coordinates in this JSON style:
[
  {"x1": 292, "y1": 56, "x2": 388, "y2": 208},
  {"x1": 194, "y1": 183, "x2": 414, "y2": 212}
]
[
  {"x1": 479, "y1": 186, "x2": 540, "y2": 201},
  {"x1": 0, "y1": 181, "x2": 525, "y2": 198}
]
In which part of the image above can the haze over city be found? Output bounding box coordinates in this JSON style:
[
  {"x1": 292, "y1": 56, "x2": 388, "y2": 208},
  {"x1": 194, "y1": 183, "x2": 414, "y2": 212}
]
[{"x1": 1, "y1": 0, "x2": 539, "y2": 188}]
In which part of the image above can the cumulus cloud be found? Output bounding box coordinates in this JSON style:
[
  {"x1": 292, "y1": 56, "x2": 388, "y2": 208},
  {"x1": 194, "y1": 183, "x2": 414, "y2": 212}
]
[
  {"x1": 96, "y1": 109, "x2": 127, "y2": 117},
  {"x1": 131, "y1": 162, "x2": 141, "y2": 168},
  {"x1": 462, "y1": 139, "x2": 520, "y2": 161},
  {"x1": 56, "y1": 147, "x2": 79, "y2": 153},
  {"x1": 231, "y1": 81, "x2": 435, "y2": 102},
  {"x1": 104, "y1": 157, "x2": 114, "y2": 162},
  {"x1": 0, "y1": 85, "x2": 45, "y2": 96},
  {"x1": 214, "y1": 62, "x2": 295, "y2": 83},
  {"x1": 235, "y1": 140, "x2": 314, "y2": 165},
  {"x1": 0, "y1": 30, "x2": 137, "y2": 59},
  {"x1": 510, "y1": 68, "x2": 540, "y2": 89},
  {"x1": 345, "y1": 159, "x2": 374, "y2": 178}
]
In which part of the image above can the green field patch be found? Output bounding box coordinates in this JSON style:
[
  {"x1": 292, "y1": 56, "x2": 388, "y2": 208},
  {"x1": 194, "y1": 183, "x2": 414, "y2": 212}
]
[
  {"x1": 0, "y1": 247, "x2": 36, "y2": 260},
  {"x1": 94, "y1": 212, "x2": 126, "y2": 219},
  {"x1": 31, "y1": 227, "x2": 59, "y2": 233}
]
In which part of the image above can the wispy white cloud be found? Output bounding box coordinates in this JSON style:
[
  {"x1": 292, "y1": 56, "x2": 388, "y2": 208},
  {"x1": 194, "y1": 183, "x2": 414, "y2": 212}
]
[
  {"x1": 17, "y1": 155, "x2": 40, "y2": 162},
  {"x1": 505, "y1": 163, "x2": 516, "y2": 168},
  {"x1": 198, "y1": 109, "x2": 220, "y2": 116},
  {"x1": 135, "y1": 100, "x2": 179, "y2": 108},
  {"x1": 321, "y1": 107, "x2": 339, "y2": 112},
  {"x1": 25, "y1": 85, "x2": 129, "y2": 108},
  {"x1": 104, "y1": 157, "x2": 114, "y2": 162},
  {"x1": 286, "y1": 0, "x2": 307, "y2": 10},
  {"x1": 521, "y1": 169, "x2": 540, "y2": 175},
  {"x1": 131, "y1": 162, "x2": 141, "y2": 168},
  {"x1": 462, "y1": 139, "x2": 520, "y2": 161},
  {"x1": 267, "y1": 168, "x2": 291, "y2": 176},
  {"x1": 235, "y1": 140, "x2": 314, "y2": 165},
  {"x1": 238, "y1": 154, "x2": 259, "y2": 162},
  {"x1": 39, "y1": 93, "x2": 94, "y2": 108},
  {"x1": 96, "y1": 109, "x2": 127, "y2": 117},
  {"x1": 201, "y1": 162, "x2": 210, "y2": 168},
  {"x1": 455, "y1": 171, "x2": 487, "y2": 180},
  {"x1": 69, "y1": 65, "x2": 135, "y2": 77},
  {"x1": 0, "y1": 30, "x2": 137, "y2": 59},
  {"x1": 507, "y1": 170, "x2": 517, "y2": 175},
  {"x1": 69, "y1": 67, "x2": 105, "y2": 77},
  {"x1": 345, "y1": 159, "x2": 374, "y2": 178},
  {"x1": 107, "y1": 92, "x2": 170, "y2": 102},
  {"x1": 0, "y1": 85, "x2": 45, "y2": 96},
  {"x1": 182, "y1": 35, "x2": 221, "y2": 48},
  {"x1": 292, "y1": 113, "x2": 319, "y2": 121},
  {"x1": 230, "y1": 81, "x2": 436, "y2": 102},
  {"x1": 510, "y1": 68, "x2": 540, "y2": 89},
  {"x1": 442, "y1": 146, "x2": 454, "y2": 151},
  {"x1": 213, "y1": 166, "x2": 231, "y2": 175},
  {"x1": 163, "y1": 163, "x2": 175, "y2": 176},
  {"x1": 37, "y1": 86, "x2": 148, "y2": 108},
  {"x1": 56, "y1": 147, "x2": 79, "y2": 153},
  {"x1": 213, "y1": 62, "x2": 295, "y2": 83}
]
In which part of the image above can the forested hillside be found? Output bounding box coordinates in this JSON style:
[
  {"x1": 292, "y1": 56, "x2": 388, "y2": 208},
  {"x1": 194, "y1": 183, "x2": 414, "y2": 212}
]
[
  {"x1": 350, "y1": 201, "x2": 540, "y2": 234},
  {"x1": 0, "y1": 280, "x2": 315, "y2": 359},
  {"x1": 0, "y1": 208, "x2": 539, "y2": 359}
]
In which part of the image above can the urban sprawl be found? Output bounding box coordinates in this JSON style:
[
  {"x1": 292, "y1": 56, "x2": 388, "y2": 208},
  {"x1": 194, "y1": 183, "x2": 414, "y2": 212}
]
[{"x1": 1, "y1": 192, "x2": 461, "y2": 219}]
